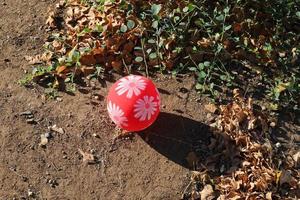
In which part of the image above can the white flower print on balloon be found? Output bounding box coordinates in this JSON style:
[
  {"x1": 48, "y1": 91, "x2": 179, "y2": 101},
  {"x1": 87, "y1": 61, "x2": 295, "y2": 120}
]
[
  {"x1": 107, "y1": 101, "x2": 128, "y2": 126},
  {"x1": 134, "y1": 96, "x2": 158, "y2": 121},
  {"x1": 115, "y1": 75, "x2": 146, "y2": 98}
]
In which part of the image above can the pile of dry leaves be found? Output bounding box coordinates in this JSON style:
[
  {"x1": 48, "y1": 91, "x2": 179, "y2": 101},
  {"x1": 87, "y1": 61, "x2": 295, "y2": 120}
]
[
  {"x1": 24, "y1": 0, "x2": 189, "y2": 89},
  {"x1": 183, "y1": 90, "x2": 299, "y2": 199}
]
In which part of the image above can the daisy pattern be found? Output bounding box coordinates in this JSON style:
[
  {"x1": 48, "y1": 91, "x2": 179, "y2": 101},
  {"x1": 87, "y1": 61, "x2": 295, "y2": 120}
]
[
  {"x1": 115, "y1": 75, "x2": 146, "y2": 98},
  {"x1": 107, "y1": 101, "x2": 128, "y2": 126},
  {"x1": 134, "y1": 96, "x2": 158, "y2": 121}
]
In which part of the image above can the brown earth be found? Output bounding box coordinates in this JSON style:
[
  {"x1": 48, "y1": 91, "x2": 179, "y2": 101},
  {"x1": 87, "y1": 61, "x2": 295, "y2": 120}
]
[
  {"x1": 1, "y1": 0, "x2": 299, "y2": 200},
  {"x1": 0, "y1": 1, "x2": 213, "y2": 199}
]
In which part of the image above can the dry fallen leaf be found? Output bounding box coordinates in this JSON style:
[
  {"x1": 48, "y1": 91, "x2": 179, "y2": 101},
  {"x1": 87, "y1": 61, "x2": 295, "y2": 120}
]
[
  {"x1": 292, "y1": 151, "x2": 300, "y2": 167},
  {"x1": 204, "y1": 103, "x2": 218, "y2": 114},
  {"x1": 197, "y1": 38, "x2": 212, "y2": 48},
  {"x1": 50, "y1": 124, "x2": 65, "y2": 134},
  {"x1": 25, "y1": 55, "x2": 43, "y2": 65},
  {"x1": 266, "y1": 192, "x2": 272, "y2": 200},
  {"x1": 46, "y1": 11, "x2": 56, "y2": 28},
  {"x1": 56, "y1": 65, "x2": 67, "y2": 74},
  {"x1": 191, "y1": 190, "x2": 200, "y2": 200},
  {"x1": 80, "y1": 54, "x2": 97, "y2": 65},
  {"x1": 200, "y1": 184, "x2": 215, "y2": 200},
  {"x1": 78, "y1": 149, "x2": 96, "y2": 164},
  {"x1": 81, "y1": 66, "x2": 95, "y2": 76},
  {"x1": 233, "y1": 23, "x2": 242, "y2": 32},
  {"x1": 279, "y1": 169, "x2": 292, "y2": 186}
]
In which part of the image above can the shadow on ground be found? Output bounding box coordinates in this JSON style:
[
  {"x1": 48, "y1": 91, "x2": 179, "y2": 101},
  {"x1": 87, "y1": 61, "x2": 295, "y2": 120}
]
[{"x1": 140, "y1": 112, "x2": 242, "y2": 174}]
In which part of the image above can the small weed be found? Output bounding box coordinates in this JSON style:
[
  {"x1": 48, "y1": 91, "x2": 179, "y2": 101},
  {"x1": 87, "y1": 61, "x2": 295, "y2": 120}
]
[{"x1": 23, "y1": 0, "x2": 300, "y2": 111}]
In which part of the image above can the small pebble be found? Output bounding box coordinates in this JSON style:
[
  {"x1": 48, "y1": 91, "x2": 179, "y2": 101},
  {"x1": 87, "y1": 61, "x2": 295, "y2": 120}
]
[
  {"x1": 28, "y1": 189, "x2": 34, "y2": 197},
  {"x1": 44, "y1": 132, "x2": 52, "y2": 139},
  {"x1": 26, "y1": 118, "x2": 36, "y2": 124},
  {"x1": 19, "y1": 111, "x2": 33, "y2": 116},
  {"x1": 270, "y1": 122, "x2": 276, "y2": 127},
  {"x1": 275, "y1": 142, "x2": 281, "y2": 148},
  {"x1": 39, "y1": 134, "x2": 48, "y2": 146},
  {"x1": 179, "y1": 87, "x2": 189, "y2": 93}
]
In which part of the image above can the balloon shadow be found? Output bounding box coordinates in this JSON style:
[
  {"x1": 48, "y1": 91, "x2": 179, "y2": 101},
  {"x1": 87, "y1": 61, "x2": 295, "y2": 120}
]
[{"x1": 140, "y1": 112, "x2": 242, "y2": 174}]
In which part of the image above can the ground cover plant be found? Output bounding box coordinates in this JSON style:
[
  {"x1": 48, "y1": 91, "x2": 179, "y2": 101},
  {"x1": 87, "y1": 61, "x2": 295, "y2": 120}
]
[
  {"x1": 21, "y1": 0, "x2": 300, "y2": 111},
  {"x1": 19, "y1": 0, "x2": 300, "y2": 199}
]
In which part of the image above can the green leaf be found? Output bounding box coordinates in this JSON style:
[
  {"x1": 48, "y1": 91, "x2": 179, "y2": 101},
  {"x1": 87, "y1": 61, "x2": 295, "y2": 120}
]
[
  {"x1": 68, "y1": 46, "x2": 80, "y2": 63},
  {"x1": 204, "y1": 61, "x2": 210, "y2": 67},
  {"x1": 134, "y1": 46, "x2": 142, "y2": 50},
  {"x1": 151, "y1": 4, "x2": 162, "y2": 15},
  {"x1": 189, "y1": 67, "x2": 197, "y2": 71},
  {"x1": 174, "y1": 16, "x2": 180, "y2": 23},
  {"x1": 224, "y1": 7, "x2": 230, "y2": 14},
  {"x1": 296, "y1": 11, "x2": 300, "y2": 18},
  {"x1": 199, "y1": 71, "x2": 207, "y2": 78},
  {"x1": 188, "y1": 3, "x2": 196, "y2": 12},
  {"x1": 146, "y1": 48, "x2": 152, "y2": 54},
  {"x1": 195, "y1": 83, "x2": 204, "y2": 90},
  {"x1": 120, "y1": 24, "x2": 128, "y2": 32},
  {"x1": 152, "y1": 20, "x2": 159, "y2": 29},
  {"x1": 198, "y1": 63, "x2": 205, "y2": 70},
  {"x1": 183, "y1": 7, "x2": 189, "y2": 13},
  {"x1": 220, "y1": 75, "x2": 227, "y2": 81},
  {"x1": 78, "y1": 27, "x2": 91, "y2": 36},
  {"x1": 135, "y1": 56, "x2": 143, "y2": 62},
  {"x1": 216, "y1": 14, "x2": 224, "y2": 21},
  {"x1": 224, "y1": 25, "x2": 232, "y2": 31},
  {"x1": 147, "y1": 39, "x2": 156, "y2": 44},
  {"x1": 195, "y1": 19, "x2": 204, "y2": 27},
  {"x1": 149, "y1": 53, "x2": 157, "y2": 59},
  {"x1": 65, "y1": 77, "x2": 71, "y2": 83},
  {"x1": 127, "y1": 20, "x2": 135, "y2": 30}
]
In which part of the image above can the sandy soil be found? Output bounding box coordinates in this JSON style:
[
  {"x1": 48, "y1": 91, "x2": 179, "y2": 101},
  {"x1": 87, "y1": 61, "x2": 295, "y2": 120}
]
[
  {"x1": 1, "y1": 0, "x2": 299, "y2": 200},
  {"x1": 0, "y1": 1, "x2": 213, "y2": 199}
]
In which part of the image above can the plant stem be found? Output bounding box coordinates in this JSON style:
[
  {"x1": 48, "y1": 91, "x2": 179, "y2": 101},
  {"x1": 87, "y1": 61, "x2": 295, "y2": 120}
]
[{"x1": 141, "y1": 38, "x2": 149, "y2": 77}]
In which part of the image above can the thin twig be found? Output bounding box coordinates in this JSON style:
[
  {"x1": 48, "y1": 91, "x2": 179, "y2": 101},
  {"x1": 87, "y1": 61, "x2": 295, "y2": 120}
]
[
  {"x1": 141, "y1": 38, "x2": 149, "y2": 77},
  {"x1": 181, "y1": 180, "x2": 193, "y2": 198},
  {"x1": 122, "y1": 57, "x2": 130, "y2": 75}
]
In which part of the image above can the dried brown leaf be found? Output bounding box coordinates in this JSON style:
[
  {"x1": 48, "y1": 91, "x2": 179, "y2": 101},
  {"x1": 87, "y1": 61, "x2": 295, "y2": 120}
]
[
  {"x1": 25, "y1": 55, "x2": 43, "y2": 65},
  {"x1": 191, "y1": 191, "x2": 200, "y2": 200},
  {"x1": 292, "y1": 151, "x2": 300, "y2": 167},
  {"x1": 200, "y1": 184, "x2": 215, "y2": 200},
  {"x1": 50, "y1": 124, "x2": 64, "y2": 134},
  {"x1": 204, "y1": 103, "x2": 218, "y2": 114},
  {"x1": 81, "y1": 66, "x2": 95, "y2": 76},
  {"x1": 266, "y1": 192, "x2": 272, "y2": 200},
  {"x1": 78, "y1": 149, "x2": 96, "y2": 164},
  {"x1": 56, "y1": 65, "x2": 67, "y2": 74},
  {"x1": 79, "y1": 54, "x2": 97, "y2": 66},
  {"x1": 46, "y1": 12, "x2": 56, "y2": 28},
  {"x1": 279, "y1": 169, "x2": 293, "y2": 186},
  {"x1": 197, "y1": 38, "x2": 212, "y2": 48}
]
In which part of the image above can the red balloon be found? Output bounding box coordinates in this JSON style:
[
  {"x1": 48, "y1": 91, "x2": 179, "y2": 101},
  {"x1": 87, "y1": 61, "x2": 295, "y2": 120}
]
[{"x1": 107, "y1": 75, "x2": 160, "y2": 132}]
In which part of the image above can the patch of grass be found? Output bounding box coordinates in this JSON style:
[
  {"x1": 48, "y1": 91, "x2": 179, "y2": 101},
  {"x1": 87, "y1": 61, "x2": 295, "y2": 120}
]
[{"x1": 24, "y1": 0, "x2": 300, "y2": 110}]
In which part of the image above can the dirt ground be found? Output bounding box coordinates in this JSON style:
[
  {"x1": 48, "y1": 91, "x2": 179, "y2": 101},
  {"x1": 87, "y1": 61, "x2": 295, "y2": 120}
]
[
  {"x1": 1, "y1": 0, "x2": 299, "y2": 200},
  {"x1": 0, "y1": 1, "x2": 213, "y2": 199}
]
